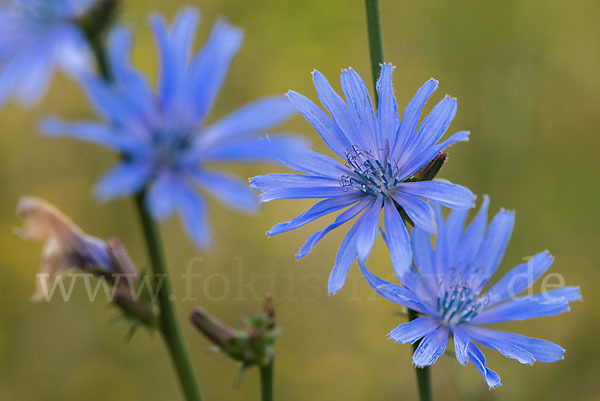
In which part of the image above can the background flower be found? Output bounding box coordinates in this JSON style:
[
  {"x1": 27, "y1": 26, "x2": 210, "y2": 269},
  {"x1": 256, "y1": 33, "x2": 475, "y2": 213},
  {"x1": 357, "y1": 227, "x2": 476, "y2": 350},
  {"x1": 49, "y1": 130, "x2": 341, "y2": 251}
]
[
  {"x1": 361, "y1": 196, "x2": 581, "y2": 388},
  {"x1": 0, "y1": 0, "x2": 98, "y2": 107},
  {"x1": 251, "y1": 65, "x2": 474, "y2": 294},
  {"x1": 42, "y1": 8, "x2": 306, "y2": 248}
]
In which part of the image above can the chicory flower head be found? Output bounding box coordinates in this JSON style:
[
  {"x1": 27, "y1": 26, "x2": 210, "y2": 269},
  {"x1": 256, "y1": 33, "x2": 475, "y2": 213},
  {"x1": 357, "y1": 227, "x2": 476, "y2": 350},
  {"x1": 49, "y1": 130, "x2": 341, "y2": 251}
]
[
  {"x1": 361, "y1": 196, "x2": 581, "y2": 388},
  {"x1": 251, "y1": 65, "x2": 475, "y2": 294},
  {"x1": 0, "y1": 0, "x2": 98, "y2": 107},
  {"x1": 43, "y1": 8, "x2": 305, "y2": 248}
]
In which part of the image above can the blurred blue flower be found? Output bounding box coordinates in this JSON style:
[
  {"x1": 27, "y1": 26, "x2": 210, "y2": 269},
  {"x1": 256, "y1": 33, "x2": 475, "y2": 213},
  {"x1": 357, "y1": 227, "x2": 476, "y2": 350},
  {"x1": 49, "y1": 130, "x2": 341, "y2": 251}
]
[
  {"x1": 0, "y1": 0, "x2": 98, "y2": 107},
  {"x1": 361, "y1": 196, "x2": 581, "y2": 388},
  {"x1": 42, "y1": 8, "x2": 305, "y2": 248},
  {"x1": 251, "y1": 65, "x2": 475, "y2": 294}
]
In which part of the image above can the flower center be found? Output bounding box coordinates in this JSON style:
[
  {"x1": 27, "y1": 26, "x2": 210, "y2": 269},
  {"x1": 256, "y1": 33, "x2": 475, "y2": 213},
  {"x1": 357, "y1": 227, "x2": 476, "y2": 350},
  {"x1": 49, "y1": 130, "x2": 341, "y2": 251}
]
[
  {"x1": 436, "y1": 267, "x2": 489, "y2": 326},
  {"x1": 151, "y1": 130, "x2": 192, "y2": 171},
  {"x1": 340, "y1": 146, "x2": 400, "y2": 198}
]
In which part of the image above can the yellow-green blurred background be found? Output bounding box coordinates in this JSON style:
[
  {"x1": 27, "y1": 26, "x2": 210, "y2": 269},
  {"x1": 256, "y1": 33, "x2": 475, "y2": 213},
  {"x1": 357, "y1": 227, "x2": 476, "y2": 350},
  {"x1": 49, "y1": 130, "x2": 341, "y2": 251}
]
[{"x1": 1, "y1": 0, "x2": 598, "y2": 400}]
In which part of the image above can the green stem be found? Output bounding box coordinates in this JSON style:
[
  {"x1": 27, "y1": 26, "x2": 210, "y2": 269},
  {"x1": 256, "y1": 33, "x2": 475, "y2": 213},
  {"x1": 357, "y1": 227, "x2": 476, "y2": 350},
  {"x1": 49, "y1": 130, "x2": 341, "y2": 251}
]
[
  {"x1": 259, "y1": 361, "x2": 274, "y2": 401},
  {"x1": 134, "y1": 192, "x2": 203, "y2": 401},
  {"x1": 408, "y1": 309, "x2": 433, "y2": 401},
  {"x1": 364, "y1": 0, "x2": 385, "y2": 98},
  {"x1": 363, "y1": 1, "x2": 434, "y2": 400},
  {"x1": 81, "y1": 20, "x2": 203, "y2": 401}
]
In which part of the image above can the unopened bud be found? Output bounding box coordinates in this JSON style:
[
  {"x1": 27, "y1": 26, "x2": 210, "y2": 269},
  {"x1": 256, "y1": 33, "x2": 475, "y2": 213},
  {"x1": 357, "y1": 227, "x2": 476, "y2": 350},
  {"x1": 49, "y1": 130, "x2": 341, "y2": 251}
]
[
  {"x1": 412, "y1": 152, "x2": 447, "y2": 181},
  {"x1": 189, "y1": 308, "x2": 236, "y2": 349}
]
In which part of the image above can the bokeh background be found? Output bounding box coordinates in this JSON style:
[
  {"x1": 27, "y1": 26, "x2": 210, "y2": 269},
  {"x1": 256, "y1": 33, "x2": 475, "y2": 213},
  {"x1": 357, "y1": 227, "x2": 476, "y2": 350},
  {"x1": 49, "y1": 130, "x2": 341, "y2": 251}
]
[{"x1": 1, "y1": 0, "x2": 598, "y2": 400}]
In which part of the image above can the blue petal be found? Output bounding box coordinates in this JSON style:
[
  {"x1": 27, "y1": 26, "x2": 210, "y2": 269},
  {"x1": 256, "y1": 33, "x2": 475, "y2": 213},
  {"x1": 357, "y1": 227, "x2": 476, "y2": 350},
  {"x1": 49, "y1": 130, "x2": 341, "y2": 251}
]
[
  {"x1": 54, "y1": 26, "x2": 93, "y2": 78},
  {"x1": 393, "y1": 78, "x2": 438, "y2": 157},
  {"x1": 201, "y1": 96, "x2": 296, "y2": 145},
  {"x1": 401, "y1": 96, "x2": 457, "y2": 164},
  {"x1": 463, "y1": 325, "x2": 535, "y2": 365},
  {"x1": 486, "y1": 251, "x2": 554, "y2": 305},
  {"x1": 452, "y1": 326, "x2": 470, "y2": 366},
  {"x1": 286, "y1": 89, "x2": 351, "y2": 158},
  {"x1": 340, "y1": 67, "x2": 378, "y2": 150},
  {"x1": 375, "y1": 63, "x2": 400, "y2": 145},
  {"x1": 187, "y1": 18, "x2": 243, "y2": 122},
  {"x1": 267, "y1": 193, "x2": 363, "y2": 236},
  {"x1": 443, "y1": 209, "x2": 469, "y2": 266},
  {"x1": 175, "y1": 182, "x2": 211, "y2": 248},
  {"x1": 201, "y1": 135, "x2": 308, "y2": 162},
  {"x1": 106, "y1": 27, "x2": 154, "y2": 121},
  {"x1": 195, "y1": 169, "x2": 258, "y2": 212},
  {"x1": 81, "y1": 76, "x2": 140, "y2": 129},
  {"x1": 12, "y1": 45, "x2": 53, "y2": 105},
  {"x1": 312, "y1": 69, "x2": 365, "y2": 149},
  {"x1": 432, "y1": 202, "x2": 450, "y2": 274},
  {"x1": 459, "y1": 195, "x2": 489, "y2": 265},
  {"x1": 468, "y1": 343, "x2": 501, "y2": 389},
  {"x1": 475, "y1": 208, "x2": 515, "y2": 279},
  {"x1": 249, "y1": 173, "x2": 341, "y2": 192},
  {"x1": 276, "y1": 149, "x2": 351, "y2": 178},
  {"x1": 388, "y1": 317, "x2": 440, "y2": 344},
  {"x1": 380, "y1": 227, "x2": 424, "y2": 294},
  {"x1": 412, "y1": 326, "x2": 449, "y2": 368},
  {"x1": 471, "y1": 287, "x2": 581, "y2": 324},
  {"x1": 368, "y1": 282, "x2": 437, "y2": 317},
  {"x1": 40, "y1": 118, "x2": 145, "y2": 155},
  {"x1": 411, "y1": 226, "x2": 436, "y2": 281},
  {"x1": 258, "y1": 186, "x2": 349, "y2": 203},
  {"x1": 94, "y1": 162, "x2": 152, "y2": 201},
  {"x1": 146, "y1": 172, "x2": 180, "y2": 219},
  {"x1": 397, "y1": 130, "x2": 470, "y2": 180},
  {"x1": 355, "y1": 196, "x2": 383, "y2": 261},
  {"x1": 395, "y1": 181, "x2": 475, "y2": 210},
  {"x1": 328, "y1": 207, "x2": 373, "y2": 294},
  {"x1": 382, "y1": 197, "x2": 413, "y2": 280},
  {"x1": 298, "y1": 198, "x2": 371, "y2": 260},
  {"x1": 391, "y1": 192, "x2": 436, "y2": 234},
  {"x1": 466, "y1": 326, "x2": 564, "y2": 363}
]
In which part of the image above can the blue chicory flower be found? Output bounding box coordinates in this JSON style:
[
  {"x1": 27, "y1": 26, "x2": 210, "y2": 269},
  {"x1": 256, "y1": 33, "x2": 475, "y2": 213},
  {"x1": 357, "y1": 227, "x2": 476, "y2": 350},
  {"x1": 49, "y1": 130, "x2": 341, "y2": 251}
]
[
  {"x1": 251, "y1": 65, "x2": 475, "y2": 294},
  {"x1": 360, "y1": 196, "x2": 581, "y2": 388},
  {"x1": 42, "y1": 8, "x2": 305, "y2": 248},
  {"x1": 0, "y1": 0, "x2": 98, "y2": 107}
]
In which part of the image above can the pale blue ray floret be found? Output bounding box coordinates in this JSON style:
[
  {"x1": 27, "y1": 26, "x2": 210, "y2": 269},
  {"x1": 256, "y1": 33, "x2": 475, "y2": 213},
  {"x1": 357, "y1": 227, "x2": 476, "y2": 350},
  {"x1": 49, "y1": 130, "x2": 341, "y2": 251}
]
[
  {"x1": 0, "y1": 0, "x2": 99, "y2": 107},
  {"x1": 361, "y1": 197, "x2": 581, "y2": 388},
  {"x1": 42, "y1": 8, "x2": 306, "y2": 248},
  {"x1": 251, "y1": 65, "x2": 475, "y2": 294}
]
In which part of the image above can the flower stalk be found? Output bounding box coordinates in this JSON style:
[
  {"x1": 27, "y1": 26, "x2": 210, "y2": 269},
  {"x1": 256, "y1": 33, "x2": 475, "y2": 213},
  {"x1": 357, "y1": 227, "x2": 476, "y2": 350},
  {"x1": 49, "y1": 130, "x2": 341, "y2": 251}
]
[
  {"x1": 81, "y1": 15, "x2": 203, "y2": 401},
  {"x1": 134, "y1": 192, "x2": 203, "y2": 401},
  {"x1": 407, "y1": 309, "x2": 433, "y2": 401},
  {"x1": 364, "y1": 0, "x2": 384, "y2": 101},
  {"x1": 363, "y1": 1, "x2": 433, "y2": 400}
]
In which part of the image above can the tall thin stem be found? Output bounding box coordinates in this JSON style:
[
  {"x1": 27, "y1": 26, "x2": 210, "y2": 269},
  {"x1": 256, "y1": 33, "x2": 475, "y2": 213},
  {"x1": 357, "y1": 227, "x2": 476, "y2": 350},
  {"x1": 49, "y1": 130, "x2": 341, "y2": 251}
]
[
  {"x1": 82, "y1": 23, "x2": 203, "y2": 401},
  {"x1": 134, "y1": 192, "x2": 203, "y2": 401},
  {"x1": 364, "y1": 0, "x2": 385, "y2": 99},
  {"x1": 260, "y1": 361, "x2": 274, "y2": 401},
  {"x1": 407, "y1": 309, "x2": 433, "y2": 401},
  {"x1": 363, "y1": 1, "x2": 434, "y2": 400}
]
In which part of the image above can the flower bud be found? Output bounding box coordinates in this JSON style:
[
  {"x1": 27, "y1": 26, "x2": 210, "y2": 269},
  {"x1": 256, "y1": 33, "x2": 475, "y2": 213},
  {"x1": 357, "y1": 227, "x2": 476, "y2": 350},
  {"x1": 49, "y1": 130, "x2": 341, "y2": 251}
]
[
  {"x1": 189, "y1": 296, "x2": 281, "y2": 382},
  {"x1": 189, "y1": 308, "x2": 236, "y2": 349},
  {"x1": 412, "y1": 151, "x2": 447, "y2": 181}
]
